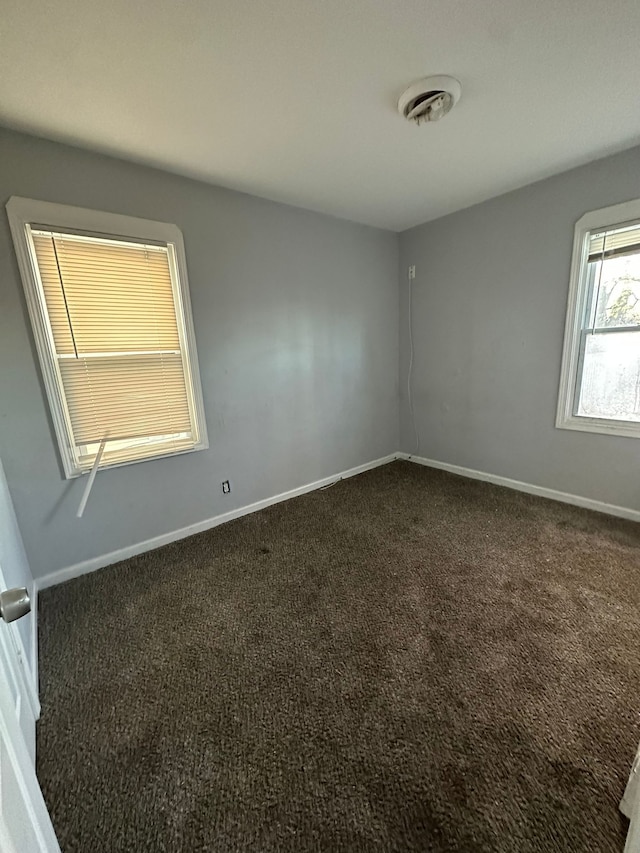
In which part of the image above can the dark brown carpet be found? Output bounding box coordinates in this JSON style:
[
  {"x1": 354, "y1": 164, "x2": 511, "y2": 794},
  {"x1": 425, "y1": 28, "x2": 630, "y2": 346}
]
[{"x1": 38, "y1": 461, "x2": 640, "y2": 852}]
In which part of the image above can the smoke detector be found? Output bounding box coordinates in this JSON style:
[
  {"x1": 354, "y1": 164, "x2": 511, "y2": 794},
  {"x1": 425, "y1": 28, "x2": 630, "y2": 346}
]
[{"x1": 398, "y1": 75, "x2": 461, "y2": 124}]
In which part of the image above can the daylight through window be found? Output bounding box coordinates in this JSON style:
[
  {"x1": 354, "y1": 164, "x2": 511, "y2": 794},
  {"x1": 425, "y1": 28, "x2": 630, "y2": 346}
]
[{"x1": 557, "y1": 201, "x2": 640, "y2": 438}]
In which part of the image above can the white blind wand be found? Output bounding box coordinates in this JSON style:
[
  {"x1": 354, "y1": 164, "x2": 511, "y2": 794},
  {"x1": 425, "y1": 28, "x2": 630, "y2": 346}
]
[{"x1": 76, "y1": 437, "x2": 107, "y2": 518}]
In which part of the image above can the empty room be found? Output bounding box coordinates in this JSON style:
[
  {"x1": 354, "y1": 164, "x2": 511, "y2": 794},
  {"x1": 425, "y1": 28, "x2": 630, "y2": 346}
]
[{"x1": 1, "y1": 1, "x2": 640, "y2": 851}]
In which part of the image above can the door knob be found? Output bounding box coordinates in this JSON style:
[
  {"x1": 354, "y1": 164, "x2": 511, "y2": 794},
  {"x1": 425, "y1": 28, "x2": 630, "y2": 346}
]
[{"x1": 0, "y1": 588, "x2": 30, "y2": 623}]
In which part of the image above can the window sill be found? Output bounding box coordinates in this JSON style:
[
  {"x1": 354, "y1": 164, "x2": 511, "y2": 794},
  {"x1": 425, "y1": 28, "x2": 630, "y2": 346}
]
[
  {"x1": 66, "y1": 439, "x2": 209, "y2": 479},
  {"x1": 556, "y1": 415, "x2": 640, "y2": 439}
]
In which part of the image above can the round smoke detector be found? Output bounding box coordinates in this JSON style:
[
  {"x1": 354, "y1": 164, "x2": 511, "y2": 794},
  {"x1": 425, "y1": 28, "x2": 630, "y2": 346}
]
[{"x1": 398, "y1": 75, "x2": 461, "y2": 124}]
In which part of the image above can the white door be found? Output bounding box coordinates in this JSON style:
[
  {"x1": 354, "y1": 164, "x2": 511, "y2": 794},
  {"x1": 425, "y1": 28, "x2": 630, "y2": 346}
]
[
  {"x1": 622, "y1": 744, "x2": 640, "y2": 853},
  {"x1": 0, "y1": 460, "x2": 60, "y2": 852}
]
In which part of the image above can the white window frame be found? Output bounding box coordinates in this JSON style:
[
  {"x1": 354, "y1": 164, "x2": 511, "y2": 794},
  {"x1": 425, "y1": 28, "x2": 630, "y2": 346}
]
[
  {"x1": 556, "y1": 197, "x2": 640, "y2": 439},
  {"x1": 6, "y1": 196, "x2": 209, "y2": 478}
]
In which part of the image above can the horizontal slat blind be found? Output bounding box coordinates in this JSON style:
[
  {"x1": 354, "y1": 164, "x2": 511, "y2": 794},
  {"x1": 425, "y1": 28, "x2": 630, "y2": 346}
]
[
  {"x1": 588, "y1": 223, "x2": 640, "y2": 261},
  {"x1": 32, "y1": 232, "x2": 180, "y2": 354},
  {"x1": 30, "y1": 229, "x2": 196, "y2": 467},
  {"x1": 59, "y1": 354, "x2": 191, "y2": 443}
]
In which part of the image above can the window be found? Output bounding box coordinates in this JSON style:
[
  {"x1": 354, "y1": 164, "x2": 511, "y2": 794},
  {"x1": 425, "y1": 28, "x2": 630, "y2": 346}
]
[
  {"x1": 7, "y1": 197, "x2": 208, "y2": 477},
  {"x1": 557, "y1": 198, "x2": 640, "y2": 438}
]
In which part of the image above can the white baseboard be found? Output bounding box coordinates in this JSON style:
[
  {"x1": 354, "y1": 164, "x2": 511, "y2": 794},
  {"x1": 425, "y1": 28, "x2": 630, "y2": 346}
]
[
  {"x1": 36, "y1": 449, "x2": 639, "y2": 592},
  {"x1": 36, "y1": 453, "x2": 399, "y2": 591},
  {"x1": 397, "y1": 452, "x2": 640, "y2": 523}
]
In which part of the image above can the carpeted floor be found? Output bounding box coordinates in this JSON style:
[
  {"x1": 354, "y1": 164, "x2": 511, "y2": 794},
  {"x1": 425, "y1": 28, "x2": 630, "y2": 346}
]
[{"x1": 38, "y1": 461, "x2": 640, "y2": 852}]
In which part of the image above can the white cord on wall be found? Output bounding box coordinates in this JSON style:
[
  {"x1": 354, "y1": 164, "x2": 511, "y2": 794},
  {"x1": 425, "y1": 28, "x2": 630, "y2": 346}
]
[{"x1": 407, "y1": 274, "x2": 420, "y2": 455}]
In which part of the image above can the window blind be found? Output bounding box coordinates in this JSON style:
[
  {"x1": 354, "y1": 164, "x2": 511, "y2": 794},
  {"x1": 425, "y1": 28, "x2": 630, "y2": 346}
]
[
  {"x1": 30, "y1": 229, "x2": 198, "y2": 469},
  {"x1": 588, "y1": 222, "x2": 640, "y2": 261}
]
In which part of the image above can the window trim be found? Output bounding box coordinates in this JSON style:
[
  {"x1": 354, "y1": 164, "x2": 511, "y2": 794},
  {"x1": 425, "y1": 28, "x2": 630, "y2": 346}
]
[
  {"x1": 6, "y1": 196, "x2": 209, "y2": 477},
  {"x1": 556, "y1": 197, "x2": 640, "y2": 439}
]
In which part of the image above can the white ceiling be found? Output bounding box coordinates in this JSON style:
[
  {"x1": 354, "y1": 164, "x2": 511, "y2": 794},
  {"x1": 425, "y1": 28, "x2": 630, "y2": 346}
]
[{"x1": 1, "y1": 0, "x2": 640, "y2": 231}]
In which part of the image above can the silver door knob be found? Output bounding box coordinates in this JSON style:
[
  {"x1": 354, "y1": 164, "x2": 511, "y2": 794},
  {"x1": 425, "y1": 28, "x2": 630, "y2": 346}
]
[{"x1": 0, "y1": 588, "x2": 30, "y2": 623}]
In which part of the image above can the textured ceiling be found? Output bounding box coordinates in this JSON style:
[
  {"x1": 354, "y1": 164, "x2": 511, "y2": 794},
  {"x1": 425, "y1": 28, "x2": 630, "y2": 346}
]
[{"x1": 1, "y1": 0, "x2": 639, "y2": 230}]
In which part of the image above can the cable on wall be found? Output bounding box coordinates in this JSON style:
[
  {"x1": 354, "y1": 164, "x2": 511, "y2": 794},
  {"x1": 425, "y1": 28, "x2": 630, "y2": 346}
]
[{"x1": 407, "y1": 273, "x2": 420, "y2": 455}]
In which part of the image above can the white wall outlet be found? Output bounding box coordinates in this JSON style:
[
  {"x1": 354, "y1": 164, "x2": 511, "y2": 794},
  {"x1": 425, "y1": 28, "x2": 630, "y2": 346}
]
[
  {"x1": 221, "y1": 480, "x2": 231, "y2": 494},
  {"x1": 408, "y1": 265, "x2": 416, "y2": 280}
]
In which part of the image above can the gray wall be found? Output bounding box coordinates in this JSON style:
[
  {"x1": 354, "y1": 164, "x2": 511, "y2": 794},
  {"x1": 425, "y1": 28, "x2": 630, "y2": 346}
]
[
  {"x1": 0, "y1": 128, "x2": 399, "y2": 578},
  {"x1": 3, "y1": 125, "x2": 639, "y2": 581},
  {"x1": 399, "y1": 144, "x2": 640, "y2": 511}
]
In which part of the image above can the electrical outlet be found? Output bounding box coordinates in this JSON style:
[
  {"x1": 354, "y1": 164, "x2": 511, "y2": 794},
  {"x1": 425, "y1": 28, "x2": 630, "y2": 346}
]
[
  {"x1": 221, "y1": 480, "x2": 231, "y2": 494},
  {"x1": 408, "y1": 265, "x2": 416, "y2": 280}
]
